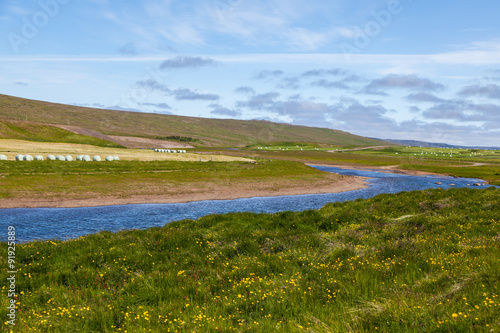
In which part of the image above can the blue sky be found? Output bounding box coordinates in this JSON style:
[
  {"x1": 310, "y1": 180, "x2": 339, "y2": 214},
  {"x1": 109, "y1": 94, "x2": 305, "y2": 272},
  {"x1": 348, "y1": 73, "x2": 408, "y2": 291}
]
[{"x1": 1, "y1": 0, "x2": 500, "y2": 146}]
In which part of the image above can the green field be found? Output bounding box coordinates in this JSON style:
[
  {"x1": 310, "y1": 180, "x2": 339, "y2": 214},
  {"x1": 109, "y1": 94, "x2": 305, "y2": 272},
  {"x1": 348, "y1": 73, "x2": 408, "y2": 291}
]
[
  {"x1": 218, "y1": 146, "x2": 500, "y2": 185},
  {"x1": 236, "y1": 145, "x2": 500, "y2": 166},
  {"x1": 348, "y1": 146, "x2": 500, "y2": 164},
  {"x1": 0, "y1": 159, "x2": 340, "y2": 203},
  {"x1": 244, "y1": 142, "x2": 323, "y2": 150},
  {"x1": 345, "y1": 146, "x2": 500, "y2": 185},
  {"x1": 1, "y1": 187, "x2": 499, "y2": 332},
  {"x1": 205, "y1": 147, "x2": 403, "y2": 166}
]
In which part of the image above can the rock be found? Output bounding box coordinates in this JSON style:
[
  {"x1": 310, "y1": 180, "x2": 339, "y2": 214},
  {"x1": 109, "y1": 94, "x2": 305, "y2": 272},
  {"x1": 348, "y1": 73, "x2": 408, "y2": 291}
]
[
  {"x1": 435, "y1": 182, "x2": 442, "y2": 185},
  {"x1": 433, "y1": 202, "x2": 448, "y2": 210}
]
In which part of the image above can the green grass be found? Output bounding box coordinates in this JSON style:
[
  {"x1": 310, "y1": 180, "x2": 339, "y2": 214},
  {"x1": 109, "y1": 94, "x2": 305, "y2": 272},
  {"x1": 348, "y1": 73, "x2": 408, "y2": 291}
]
[
  {"x1": 219, "y1": 148, "x2": 410, "y2": 167},
  {"x1": 0, "y1": 119, "x2": 122, "y2": 148},
  {"x1": 240, "y1": 146, "x2": 500, "y2": 167},
  {"x1": 0, "y1": 159, "x2": 336, "y2": 201},
  {"x1": 1, "y1": 187, "x2": 499, "y2": 332},
  {"x1": 400, "y1": 164, "x2": 500, "y2": 186},
  {"x1": 349, "y1": 146, "x2": 500, "y2": 164},
  {"x1": 0, "y1": 159, "x2": 322, "y2": 187},
  {"x1": 223, "y1": 147, "x2": 500, "y2": 185},
  {"x1": 0, "y1": 94, "x2": 383, "y2": 147},
  {"x1": 343, "y1": 146, "x2": 500, "y2": 185},
  {"x1": 244, "y1": 142, "x2": 323, "y2": 150}
]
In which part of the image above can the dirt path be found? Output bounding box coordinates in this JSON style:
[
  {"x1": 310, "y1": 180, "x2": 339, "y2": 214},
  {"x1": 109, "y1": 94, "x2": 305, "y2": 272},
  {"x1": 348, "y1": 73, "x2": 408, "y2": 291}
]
[{"x1": 451, "y1": 162, "x2": 489, "y2": 167}]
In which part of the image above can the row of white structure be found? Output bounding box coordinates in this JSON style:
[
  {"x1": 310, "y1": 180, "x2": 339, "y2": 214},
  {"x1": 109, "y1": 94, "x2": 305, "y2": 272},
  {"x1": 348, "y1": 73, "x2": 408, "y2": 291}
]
[
  {"x1": 2, "y1": 154, "x2": 120, "y2": 161},
  {"x1": 154, "y1": 149, "x2": 187, "y2": 153}
]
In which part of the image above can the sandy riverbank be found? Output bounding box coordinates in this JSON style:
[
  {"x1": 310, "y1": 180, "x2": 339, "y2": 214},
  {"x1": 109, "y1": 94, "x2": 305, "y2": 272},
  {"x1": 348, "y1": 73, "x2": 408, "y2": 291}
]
[{"x1": 0, "y1": 174, "x2": 369, "y2": 209}]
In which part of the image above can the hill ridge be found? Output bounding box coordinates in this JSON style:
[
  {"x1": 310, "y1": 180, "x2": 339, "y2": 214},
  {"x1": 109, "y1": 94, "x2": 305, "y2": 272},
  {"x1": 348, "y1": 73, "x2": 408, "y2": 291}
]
[{"x1": 0, "y1": 94, "x2": 383, "y2": 147}]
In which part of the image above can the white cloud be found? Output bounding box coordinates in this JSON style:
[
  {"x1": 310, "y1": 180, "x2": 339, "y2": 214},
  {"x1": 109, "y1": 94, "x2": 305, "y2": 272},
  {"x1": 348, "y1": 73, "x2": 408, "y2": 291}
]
[
  {"x1": 113, "y1": 0, "x2": 346, "y2": 52},
  {"x1": 336, "y1": 27, "x2": 357, "y2": 39},
  {"x1": 159, "y1": 22, "x2": 206, "y2": 46},
  {"x1": 84, "y1": 0, "x2": 109, "y2": 4},
  {"x1": 0, "y1": 15, "x2": 13, "y2": 23},
  {"x1": 4, "y1": 39, "x2": 500, "y2": 68},
  {"x1": 216, "y1": 39, "x2": 500, "y2": 66},
  {"x1": 7, "y1": 4, "x2": 32, "y2": 16},
  {"x1": 285, "y1": 28, "x2": 330, "y2": 50}
]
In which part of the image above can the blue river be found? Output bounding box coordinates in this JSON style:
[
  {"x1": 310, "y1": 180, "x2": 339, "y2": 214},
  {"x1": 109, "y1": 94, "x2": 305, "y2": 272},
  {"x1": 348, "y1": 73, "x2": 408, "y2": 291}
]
[{"x1": 0, "y1": 166, "x2": 496, "y2": 243}]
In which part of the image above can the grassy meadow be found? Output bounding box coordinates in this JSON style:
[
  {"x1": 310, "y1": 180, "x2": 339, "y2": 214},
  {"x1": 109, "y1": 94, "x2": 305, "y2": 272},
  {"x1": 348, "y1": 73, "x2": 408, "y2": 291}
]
[
  {"x1": 347, "y1": 146, "x2": 500, "y2": 185},
  {"x1": 218, "y1": 145, "x2": 500, "y2": 185},
  {"x1": 347, "y1": 146, "x2": 500, "y2": 165},
  {"x1": 202, "y1": 146, "x2": 403, "y2": 167},
  {"x1": 1, "y1": 187, "x2": 499, "y2": 332},
  {"x1": 0, "y1": 159, "x2": 341, "y2": 204},
  {"x1": 0, "y1": 139, "x2": 249, "y2": 162}
]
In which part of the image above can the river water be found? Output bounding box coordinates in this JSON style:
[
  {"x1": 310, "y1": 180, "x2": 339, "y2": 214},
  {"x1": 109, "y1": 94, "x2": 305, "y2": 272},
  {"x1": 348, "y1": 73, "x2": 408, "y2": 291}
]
[{"x1": 0, "y1": 166, "x2": 496, "y2": 243}]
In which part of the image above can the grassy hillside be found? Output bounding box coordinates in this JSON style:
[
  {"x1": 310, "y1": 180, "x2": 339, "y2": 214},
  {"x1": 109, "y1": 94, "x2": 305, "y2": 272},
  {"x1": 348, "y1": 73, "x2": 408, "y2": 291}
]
[
  {"x1": 1, "y1": 187, "x2": 498, "y2": 332},
  {"x1": 0, "y1": 94, "x2": 383, "y2": 147},
  {"x1": 0, "y1": 119, "x2": 122, "y2": 148}
]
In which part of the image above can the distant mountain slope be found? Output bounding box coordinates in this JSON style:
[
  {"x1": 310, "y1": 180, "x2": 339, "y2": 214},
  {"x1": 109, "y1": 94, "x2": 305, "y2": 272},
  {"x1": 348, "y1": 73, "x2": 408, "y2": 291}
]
[
  {"x1": 0, "y1": 94, "x2": 383, "y2": 147},
  {"x1": 379, "y1": 138, "x2": 500, "y2": 150}
]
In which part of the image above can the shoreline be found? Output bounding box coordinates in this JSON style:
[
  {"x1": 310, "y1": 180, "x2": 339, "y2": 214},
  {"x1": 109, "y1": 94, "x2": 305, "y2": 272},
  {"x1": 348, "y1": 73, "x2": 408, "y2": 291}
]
[
  {"x1": 2, "y1": 163, "x2": 491, "y2": 210},
  {"x1": 0, "y1": 174, "x2": 369, "y2": 209}
]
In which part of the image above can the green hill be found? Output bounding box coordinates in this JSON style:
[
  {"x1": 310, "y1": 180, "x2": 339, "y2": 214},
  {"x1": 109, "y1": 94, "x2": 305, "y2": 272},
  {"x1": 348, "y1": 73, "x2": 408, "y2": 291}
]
[{"x1": 0, "y1": 94, "x2": 384, "y2": 147}]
